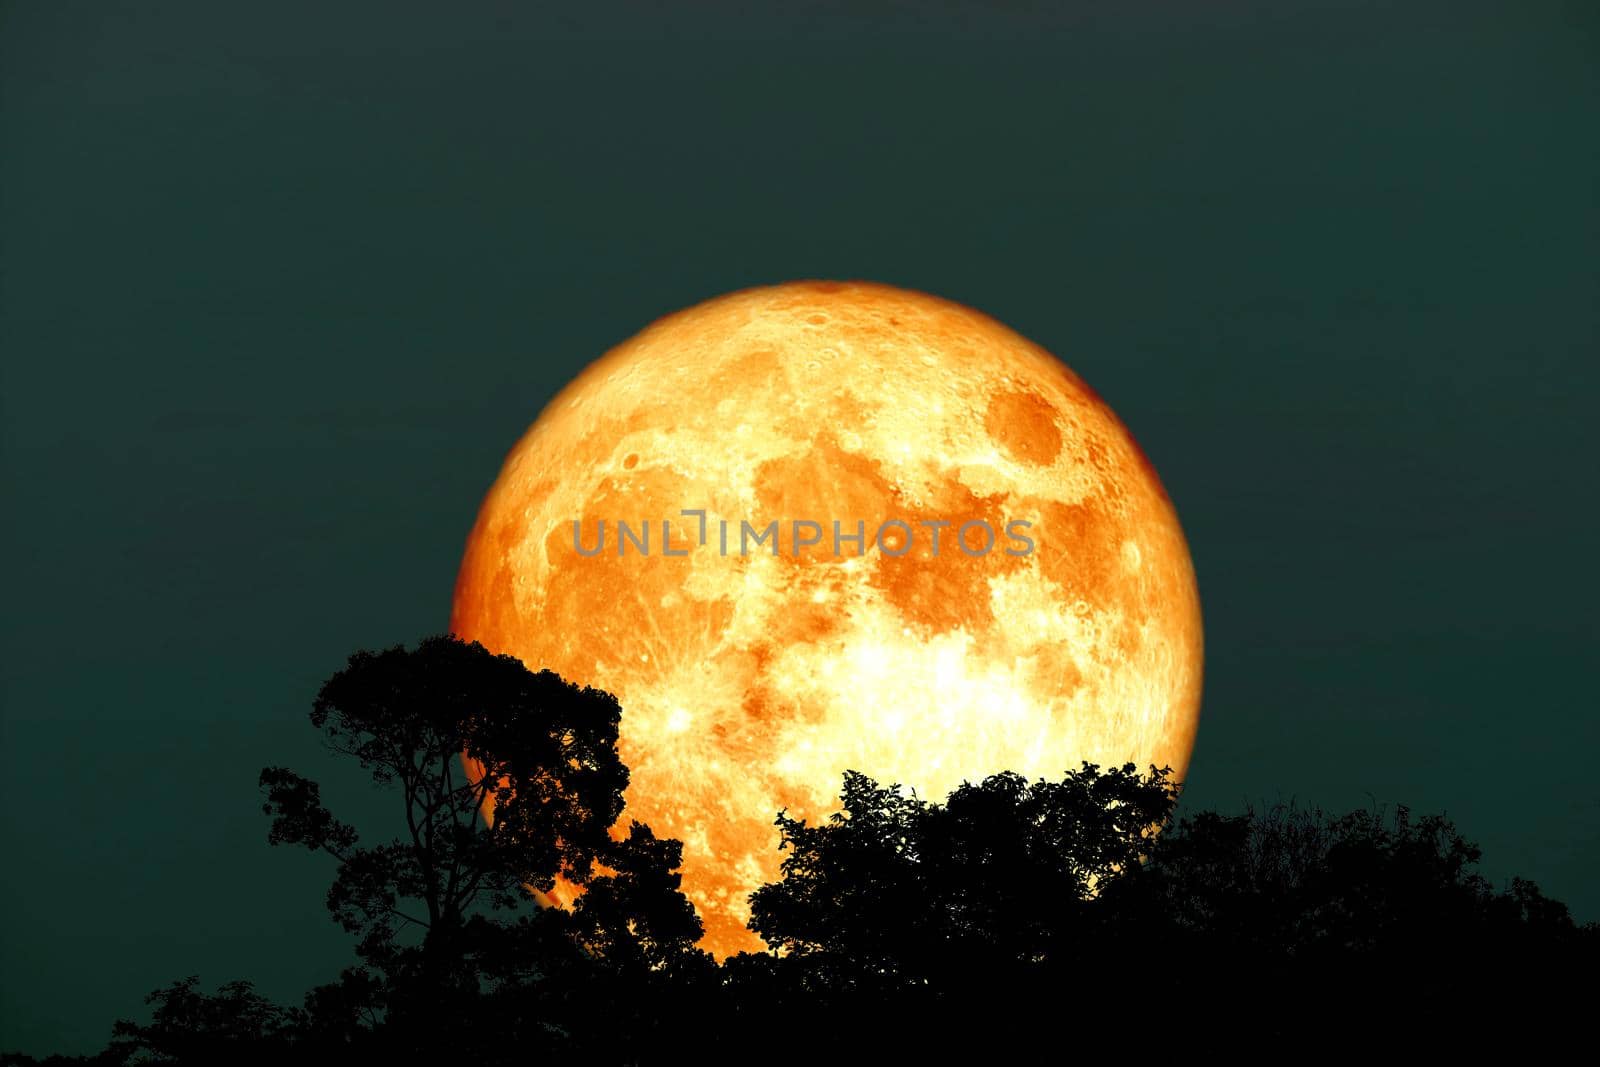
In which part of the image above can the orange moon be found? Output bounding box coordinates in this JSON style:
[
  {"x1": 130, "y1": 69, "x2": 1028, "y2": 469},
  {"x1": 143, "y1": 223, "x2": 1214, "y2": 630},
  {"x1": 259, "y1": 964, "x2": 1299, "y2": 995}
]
[{"x1": 451, "y1": 280, "x2": 1203, "y2": 956}]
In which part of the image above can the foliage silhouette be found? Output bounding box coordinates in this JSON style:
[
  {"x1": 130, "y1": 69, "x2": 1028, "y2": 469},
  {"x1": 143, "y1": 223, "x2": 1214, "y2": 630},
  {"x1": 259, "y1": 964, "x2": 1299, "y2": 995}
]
[
  {"x1": 252, "y1": 635, "x2": 703, "y2": 1057},
  {"x1": 7, "y1": 637, "x2": 1595, "y2": 1062},
  {"x1": 104, "y1": 978, "x2": 297, "y2": 1067},
  {"x1": 1095, "y1": 800, "x2": 1597, "y2": 1037},
  {"x1": 727, "y1": 773, "x2": 1596, "y2": 1050},
  {"x1": 747, "y1": 763, "x2": 1178, "y2": 985}
]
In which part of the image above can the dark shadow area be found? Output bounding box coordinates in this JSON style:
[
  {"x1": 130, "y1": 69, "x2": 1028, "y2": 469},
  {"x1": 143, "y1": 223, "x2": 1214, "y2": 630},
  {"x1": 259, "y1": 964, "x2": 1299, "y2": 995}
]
[{"x1": 5, "y1": 635, "x2": 1591, "y2": 1063}]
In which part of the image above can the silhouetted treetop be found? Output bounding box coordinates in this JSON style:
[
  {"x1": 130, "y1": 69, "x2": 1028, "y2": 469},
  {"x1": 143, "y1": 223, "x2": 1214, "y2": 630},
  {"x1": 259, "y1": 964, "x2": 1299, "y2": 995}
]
[
  {"x1": 18, "y1": 640, "x2": 1594, "y2": 1063},
  {"x1": 257, "y1": 635, "x2": 647, "y2": 1029},
  {"x1": 748, "y1": 762, "x2": 1180, "y2": 980},
  {"x1": 1107, "y1": 801, "x2": 1590, "y2": 966},
  {"x1": 106, "y1": 978, "x2": 297, "y2": 1066},
  {"x1": 567, "y1": 820, "x2": 708, "y2": 973},
  {"x1": 294, "y1": 634, "x2": 627, "y2": 886}
]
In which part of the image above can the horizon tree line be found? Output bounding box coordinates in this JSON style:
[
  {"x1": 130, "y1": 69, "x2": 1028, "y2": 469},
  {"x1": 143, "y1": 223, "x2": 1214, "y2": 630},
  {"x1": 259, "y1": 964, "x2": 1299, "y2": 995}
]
[{"x1": 4, "y1": 635, "x2": 1592, "y2": 1064}]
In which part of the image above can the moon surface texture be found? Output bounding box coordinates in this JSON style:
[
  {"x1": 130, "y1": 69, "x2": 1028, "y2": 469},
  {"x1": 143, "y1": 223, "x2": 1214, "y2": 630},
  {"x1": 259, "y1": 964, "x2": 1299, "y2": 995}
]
[{"x1": 451, "y1": 281, "x2": 1203, "y2": 956}]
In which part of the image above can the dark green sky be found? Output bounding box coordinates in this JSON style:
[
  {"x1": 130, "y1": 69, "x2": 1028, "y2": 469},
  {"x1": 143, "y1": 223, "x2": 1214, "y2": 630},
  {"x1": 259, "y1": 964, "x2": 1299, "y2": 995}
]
[{"x1": 3, "y1": 0, "x2": 1596, "y2": 1054}]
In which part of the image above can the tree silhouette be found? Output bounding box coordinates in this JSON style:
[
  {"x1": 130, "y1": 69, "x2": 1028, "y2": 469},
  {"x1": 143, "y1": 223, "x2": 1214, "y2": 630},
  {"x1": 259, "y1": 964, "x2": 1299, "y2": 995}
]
[
  {"x1": 1097, "y1": 800, "x2": 1598, "y2": 1038},
  {"x1": 567, "y1": 820, "x2": 708, "y2": 972},
  {"x1": 749, "y1": 763, "x2": 1178, "y2": 978},
  {"x1": 255, "y1": 635, "x2": 690, "y2": 1053},
  {"x1": 726, "y1": 763, "x2": 1183, "y2": 1054},
  {"x1": 10, "y1": 643, "x2": 1596, "y2": 1063},
  {"x1": 729, "y1": 767, "x2": 1597, "y2": 1051},
  {"x1": 103, "y1": 978, "x2": 296, "y2": 1066}
]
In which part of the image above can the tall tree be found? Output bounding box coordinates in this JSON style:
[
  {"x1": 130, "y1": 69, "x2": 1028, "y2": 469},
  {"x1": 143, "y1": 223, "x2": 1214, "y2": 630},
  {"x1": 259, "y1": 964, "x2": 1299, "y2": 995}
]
[{"x1": 258, "y1": 635, "x2": 632, "y2": 1017}]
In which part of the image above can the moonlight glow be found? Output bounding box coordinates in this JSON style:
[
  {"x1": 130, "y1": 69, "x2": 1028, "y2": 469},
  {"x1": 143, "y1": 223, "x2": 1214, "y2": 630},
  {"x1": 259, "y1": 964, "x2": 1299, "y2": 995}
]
[{"x1": 451, "y1": 281, "x2": 1204, "y2": 955}]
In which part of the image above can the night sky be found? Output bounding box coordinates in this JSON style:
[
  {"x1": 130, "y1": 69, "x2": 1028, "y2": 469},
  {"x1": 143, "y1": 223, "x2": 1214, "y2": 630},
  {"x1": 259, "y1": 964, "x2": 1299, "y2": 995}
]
[{"x1": 3, "y1": 1, "x2": 1596, "y2": 1054}]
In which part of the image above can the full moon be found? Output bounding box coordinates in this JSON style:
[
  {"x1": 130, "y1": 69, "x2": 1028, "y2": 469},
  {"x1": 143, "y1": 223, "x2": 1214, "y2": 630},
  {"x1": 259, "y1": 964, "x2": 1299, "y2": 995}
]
[{"x1": 451, "y1": 280, "x2": 1203, "y2": 956}]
